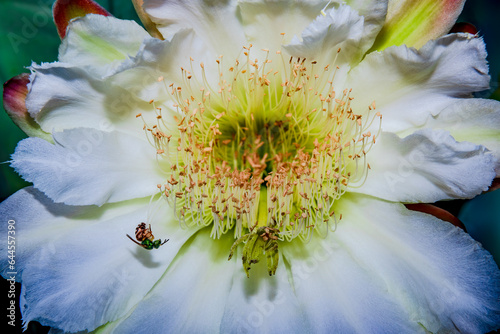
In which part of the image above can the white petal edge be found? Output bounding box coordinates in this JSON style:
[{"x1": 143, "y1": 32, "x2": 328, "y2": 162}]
[
  {"x1": 107, "y1": 29, "x2": 216, "y2": 103},
  {"x1": 141, "y1": 0, "x2": 246, "y2": 59},
  {"x1": 238, "y1": 0, "x2": 329, "y2": 50},
  {"x1": 284, "y1": 4, "x2": 366, "y2": 67},
  {"x1": 26, "y1": 63, "x2": 154, "y2": 135},
  {"x1": 283, "y1": 194, "x2": 500, "y2": 333},
  {"x1": 345, "y1": 0, "x2": 388, "y2": 37},
  {"x1": 411, "y1": 98, "x2": 500, "y2": 176},
  {"x1": 11, "y1": 128, "x2": 163, "y2": 206},
  {"x1": 352, "y1": 129, "x2": 496, "y2": 202},
  {"x1": 59, "y1": 14, "x2": 151, "y2": 77},
  {"x1": 0, "y1": 187, "x2": 202, "y2": 332},
  {"x1": 347, "y1": 34, "x2": 490, "y2": 135}
]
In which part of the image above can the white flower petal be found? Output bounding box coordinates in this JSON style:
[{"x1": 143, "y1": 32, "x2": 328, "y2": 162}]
[
  {"x1": 110, "y1": 228, "x2": 234, "y2": 333},
  {"x1": 347, "y1": 34, "x2": 490, "y2": 134},
  {"x1": 283, "y1": 239, "x2": 417, "y2": 333},
  {"x1": 27, "y1": 29, "x2": 209, "y2": 133},
  {"x1": 84, "y1": 234, "x2": 311, "y2": 334},
  {"x1": 345, "y1": 0, "x2": 388, "y2": 30},
  {"x1": 59, "y1": 15, "x2": 151, "y2": 76},
  {"x1": 353, "y1": 129, "x2": 496, "y2": 202},
  {"x1": 3, "y1": 2, "x2": 499, "y2": 334},
  {"x1": 284, "y1": 5, "x2": 366, "y2": 66},
  {"x1": 344, "y1": 0, "x2": 388, "y2": 53},
  {"x1": 238, "y1": 0, "x2": 329, "y2": 50},
  {"x1": 0, "y1": 187, "x2": 201, "y2": 332},
  {"x1": 108, "y1": 29, "x2": 215, "y2": 102},
  {"x1": 1, "y1": 188, "x2": 84, "y2": 282},
  {"x1": 141, "y1": 0, "x2": 246, "y2": 58},
  {"x1": 283, "y1": 194, "x2": 500, "y2": 333},
  {"x1": 26, "y1": 63, "x2": 152, "y2": 135},
  {"x1": 414, "y1": 98, "x2": 500, "y2": 176},
  {"x1": 11, "y1": 128, "x2": 162, "y2": 206},
  {"x1": 220, "y1": 251, "x2": 310, "y2": 333}
]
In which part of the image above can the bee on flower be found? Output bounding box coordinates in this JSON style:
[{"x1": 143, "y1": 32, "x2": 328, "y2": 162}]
[{"x1": 127, "y1": 222, "x2": 169, "y2": 249}]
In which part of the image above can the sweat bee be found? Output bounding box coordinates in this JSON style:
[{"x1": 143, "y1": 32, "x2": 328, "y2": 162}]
[{"x1": 127, "y1": 222, "x2": 169, "y2": 250}]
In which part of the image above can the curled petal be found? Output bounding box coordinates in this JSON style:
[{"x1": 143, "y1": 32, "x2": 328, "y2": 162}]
[
  {"x1": 59, "y1": 15, "x2": 151, "y2": 76},
  {"x1": 348, "y1": 34, "x2": 489, "y2": 135},
  {"x1": 26, "y1": 63, "x2": 151, "y2": 135},
  {"x1": 3, "y1": 74, "x2": 50, "y2": 139},
  {"x1": 53, "y1": 0, "x2": 111, "y2": 39},
  {"x1": 239, "y1": 0, "x2": 387, "y2": 55},
  {"x1": 284, "y1": 5, "x2": 366, "y2": 66},
  {"x1": 3, "y1": 74, "x2": 29, "y2": 116},
  {"x1": 415, "y1": 99, "x2": 500, "y2": 176},
  {"x1": 353, "y1": 129, "x2": 496, "y2": 203},
  {"x1": 140, "y1": 0, "x2": 246, "y2": 58},
  {"x1": 107, "y1": 30, "x2": 215, "y2": 102},
  {"x1": 344, "y1": 0, "x2": 389, "y2": 51},
  {"x1": 131, "y1": 0, "x2": 164, "y2": 40},
  {"x1": 238, "y1": 0, "x2": 331, "y2": 50}
]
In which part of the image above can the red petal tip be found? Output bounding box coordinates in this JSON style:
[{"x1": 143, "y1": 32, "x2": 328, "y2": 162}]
[
  {"x1": 449, "y1": 22, "x2": 478, "y2": 35},
  {"x1": 487, "y1": 178, "x2": 500, "y2": 193},
  {"x1": 53, "y1": 0, "x2": 111, "y2": 39},
  {"x1": 3, "y1": 73, "x2": 30, "y2": 117},
  {"x1": 405, "y1": 203, "x2": 467, "y2": 231}
]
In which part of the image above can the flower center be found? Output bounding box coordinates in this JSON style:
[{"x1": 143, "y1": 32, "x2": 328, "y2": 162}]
[{"x1": 140, "y1": 45, "x2": 381, "y2": 275}]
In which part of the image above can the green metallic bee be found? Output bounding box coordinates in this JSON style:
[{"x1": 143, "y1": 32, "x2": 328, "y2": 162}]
[{"x1": 127, "y1": 222, "x2": 169, "y2": 250}]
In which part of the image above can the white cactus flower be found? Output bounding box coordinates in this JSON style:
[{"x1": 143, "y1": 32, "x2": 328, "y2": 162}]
[{"x1": 1, "y1": 0, "x2": 500, "y2": 333}]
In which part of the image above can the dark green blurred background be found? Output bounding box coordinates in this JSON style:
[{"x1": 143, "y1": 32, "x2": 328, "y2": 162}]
[{"x1": 0, "y1": 0, "x2": 499, "y2": 333}]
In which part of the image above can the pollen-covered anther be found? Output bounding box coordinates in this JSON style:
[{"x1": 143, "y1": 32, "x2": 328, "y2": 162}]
[{"x1": 228, "y1": 222, "x2": 280, "y2": 277}]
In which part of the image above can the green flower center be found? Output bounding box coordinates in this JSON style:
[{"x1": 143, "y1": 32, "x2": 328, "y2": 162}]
[{"x1": 141, "y1": 45, "x2": 381, "y2": 275}]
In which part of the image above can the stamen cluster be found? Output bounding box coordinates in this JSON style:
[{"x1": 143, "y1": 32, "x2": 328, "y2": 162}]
[{"x1": 139, "y1": 45, "x2": 381, "y2": 241}]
